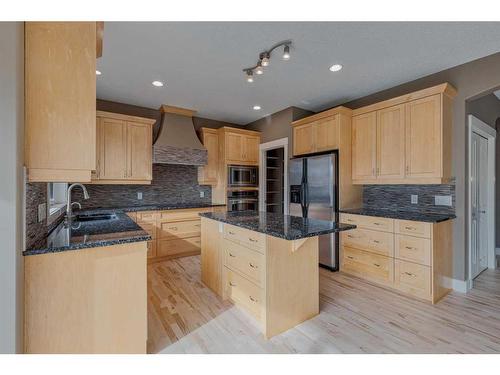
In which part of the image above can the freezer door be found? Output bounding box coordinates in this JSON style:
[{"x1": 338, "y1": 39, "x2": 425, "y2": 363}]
[{"x1": 289, "y1": 157, "x2": 305, "y2": 217}]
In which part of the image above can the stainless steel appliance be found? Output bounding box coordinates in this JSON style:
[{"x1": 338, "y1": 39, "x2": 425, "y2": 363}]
[
  {"x1": 228, "y1": 165, "x2": 258, "y2": 187},
  {"x1": 227, "y1": 190, "x2": 259, "y2": 211},
  {"x1": 289, "y1": 151, "x2": 339, "y2": 270}
]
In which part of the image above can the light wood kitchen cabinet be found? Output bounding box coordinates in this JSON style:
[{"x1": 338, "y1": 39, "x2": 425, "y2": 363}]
[
  {"x1": 291, "y1": 107, "x2": 362, "y2": 210},
  {"x1": 243, "y1": 135, "x2": 260, "y2": 164},
  {"x1": 352, "y1": 112, "x2": 377, "y2": 181},
  {"x1": 25, "y1": 22, "x2": 97, "y2": 182},
  {"x1": 93, "y1": 111, "x2": 155, "y2": 184},
  {"x1": 223, "y1": 130, "x2": 261, "y2": 165},
  {"x1": 197, "y1": 128, "x2": 219, "y2": 185},
  {"x1": 351, "y1": 83, "x2": 456, "y2": 184}
]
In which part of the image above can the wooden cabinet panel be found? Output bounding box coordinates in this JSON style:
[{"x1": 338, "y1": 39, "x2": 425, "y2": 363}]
[
  {"x1": 25, "y1": 22, "x2": 96, "y2": 182},
  {"x1": 377, "y1": 104, "x2": 405, "y2": 179},
  {"x1": 223, "y1": 224, "x2": 266, "y2": 253},
  {"x1": 98, "y1": 117, "x2": 127, "y2": 180},
  {"x1": 342, "y1": 247, "x2": 394, "y2": 286},
  {"x1": 225, "y1": 132, "x2": 243, "y2": 162},
  {"x1": 146, "y1": 241, "x2": 157, "y2": 258},
  {"x1": 157, "y1": 237, "x2": 201, "y2": 258},
  {"x1": 201, "y1": 218, "x2": 223, "y2": 295},
  {"x1": 394, "y1": 259, "x2": 431, "y2": 300},
  {"x1": 137, "y1": 222, "x2": 156, "y2": 240},
  {"x1": 314, "y1": 116, "x2": 339, "y2": 152},
  {"x1": 158, "y1": 219, "x2": 201, "y2": 240},
  {"x1": 198, "y1": 129, "x2": 219, "y2": 185},
  {"x1": 293, "y1": 123, "x2": 315, "y2": 156},
  {"x1": 225, "y1": 268, "x2": 263, "y2": 321},
  {"x1": 395, "y1": 234, "x2": 431, "y2": 266},
  {"x1": 243, "y1": 135, "x2": 260, "y2": 164},
  {"x1": 352, "y1": 112, "x2": 377, "y2": 181},
  {"x1": 405, "y1": 94, "x2": 442, "y2": 179},
  {"x1": 223, "y1": 240, "x2": 264, "y2": 286},
  {"x1": 396, "y1": 220, "x2": 431, "y2": 239},
  {"x1": 340, "y1": 213, "x2": 394, "y2": 233},
  {"x1": 341, "y1": 228, "x2": 394, "y2": 257},
  {"x1": 127, "y1": 122, "x2": 152, "y2": 180}
]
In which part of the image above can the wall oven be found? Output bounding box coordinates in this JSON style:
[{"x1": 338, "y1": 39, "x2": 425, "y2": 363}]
[
  {"x1": 228, "y1": 165, "x2": 258, "y2": 188},
  {"x1": 227, "y1": 190, "x2": 259, "y2": 212}
]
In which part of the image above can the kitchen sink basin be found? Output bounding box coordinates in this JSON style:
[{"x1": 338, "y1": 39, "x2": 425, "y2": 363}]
[{"x1": 74, "y1": 213, "x2": 117, "y2": 222}]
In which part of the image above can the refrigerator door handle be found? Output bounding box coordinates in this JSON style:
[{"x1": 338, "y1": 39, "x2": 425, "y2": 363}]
[{"x1": 300, "y1": 181, "x2": 308, "y2": 218}]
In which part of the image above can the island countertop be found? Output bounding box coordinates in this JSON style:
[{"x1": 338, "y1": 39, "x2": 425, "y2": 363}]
[{"x1": 199, "y1": 210, "x2": 356, "y2": 241}]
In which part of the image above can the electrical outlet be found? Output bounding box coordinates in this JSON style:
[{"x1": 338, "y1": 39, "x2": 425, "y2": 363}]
[
  {"x1": 137, "y1": 192, "x2": 143, "y2": 200},
  {"x1": 218, "y1": 223, "x2": 223, "y2": 233},
  {"x1": 411, "y1": 195, "x2": 418, "y2": 204},
  {"x1": 435, "y1": 195, "x2": 452, "y2": 206},
  {"x1": 38, "y1": 203, "x2": 47, "y2": 222},
  {"x1": 200, "y1": 191, "x2": 205, "y2": 198}
]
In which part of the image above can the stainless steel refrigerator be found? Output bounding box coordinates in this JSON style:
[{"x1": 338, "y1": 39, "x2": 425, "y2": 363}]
[{"x1": 289, "y1": 151, "x2": 339, "y2": 270}]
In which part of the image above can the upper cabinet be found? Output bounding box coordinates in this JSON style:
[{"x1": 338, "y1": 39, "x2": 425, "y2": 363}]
[
  {"x1": 198, "y1": 128, "x2": 219, "y2": 186},
  {"x1": 351, "y1": 83, "x2": 457, "y2": 185},
  {"x1": 222, "y1": 129, "x2": 261, "y2": 165},
  {"x1": 93, "y1": 111, "x2": 155, "y2": 184},
  {"x1": 292, "y1": 114, "x2": 341, "y2": 156},
  {"x1": 25, "y1": 22, "x2": 98, "y2": 182}
]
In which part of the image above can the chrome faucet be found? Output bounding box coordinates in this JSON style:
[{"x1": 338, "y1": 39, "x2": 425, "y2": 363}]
[{"x1": 66, "y1": 183, "x2": 90, "y2": 219}]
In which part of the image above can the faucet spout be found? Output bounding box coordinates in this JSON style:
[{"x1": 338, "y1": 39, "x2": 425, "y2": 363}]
[{"x1": 66, "y1": 183, "x2": 90, "y2": 219}]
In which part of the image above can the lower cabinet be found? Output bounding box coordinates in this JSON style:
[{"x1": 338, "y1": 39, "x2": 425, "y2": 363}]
[{"x1": 340, "y1": 213, "x2": 453, "y2": 304}]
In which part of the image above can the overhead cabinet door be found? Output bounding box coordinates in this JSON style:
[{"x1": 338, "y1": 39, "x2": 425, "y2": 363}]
[
  {"x1": 352, "y1": 112, "x2": 377, "y2": 181},
  {"x1": 99, "y1": 117, "x2": 127, "y2": 179},
  {"x1": 243, "y1": 135, "x2": 260, "y2": 164},
  {"x1": 293, "y1": 123, "x2": 315, "y2": 156},
  {"x1": 405, "y1": 94, "x2": 442, "y2": 179},
  {"x1": 376, "y1": 104, "x2": 406, "y2": 180},
  {"x1": 225, "y1": 133, "x2": 244, "y2": 163},
  {"x1": 127, "y1": 121, "x2": 152, "y2": 180},
  {"x1": 314, "y1": 116, "x2": 339, "y2": 152}
]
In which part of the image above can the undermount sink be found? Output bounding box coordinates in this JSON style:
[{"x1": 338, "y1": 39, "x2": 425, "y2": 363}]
[{"x1": 74, "y1": 213, "x2": 117, "y2": 222}]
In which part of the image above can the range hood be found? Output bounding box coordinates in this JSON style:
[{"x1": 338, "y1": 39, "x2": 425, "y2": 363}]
[{"x1": 153, "y1": 105, "x2": 207, "y2": 166}]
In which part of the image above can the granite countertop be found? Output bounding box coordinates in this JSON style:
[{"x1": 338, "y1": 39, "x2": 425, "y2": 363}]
[
  {"x1": 340, "y1": 208, "x2": 456, "y2": 223},
  {"x1": 24, "y1": 211, "x2": 151, "y2": 256},
  {"x1": 81, "y1": 203, "x2": 226, "y2": 214},
  {"x1": 199, "y1": 211, "x2": 356, "y2": 241}
]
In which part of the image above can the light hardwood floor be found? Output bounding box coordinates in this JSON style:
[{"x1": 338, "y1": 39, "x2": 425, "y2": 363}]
[{"x1": 147, "y1": 256, "x2": 500, "y2": 354}]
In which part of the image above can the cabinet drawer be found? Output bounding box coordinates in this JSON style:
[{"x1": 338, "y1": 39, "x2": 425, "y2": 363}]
[
  {"x1": 136, "y1": 211, "x2": 157, "y2": 223},
  {"x1": 158, "y1": 219, "x2": 201, "y2": 240},
  {"x1": 342, "y1": 246, "x2": 394, "y2": 286},
  {"x1": 223, "y1": 224, "x2": 265, "y2": 253},
  {"x1": 146, "y1": 240, "x2": 156, "y2": 258},
  {"x1": 341, "y1": 228, "x2": 394, "y2": 257},
  {"x1": 225, "y1": 268, "x2": 263, "y2": 320},
  {"x1": 223, "y1": 240, "x2": 264, "y2": 286},
  {"x1": 394, "y1": 259, "x2": 431, "y2": 300},
  {"x1": 340, "y1": 214, "x2": 394, "y2": 232},
  {"x1": 395, "y1": 234, "x2": 431, "y2": 266},
  {"x1": 160, "y1": 208, "x2": 212, "y2": 222},
  {"x1": 157, "y1": 236, "x2": 201, "y2": 258},
  {"x1": 396, "y1": 220, "x2": 431, "y2": 238},
  {"x1": 137, "y1": 222, "x2": 156, "y2": 240}
]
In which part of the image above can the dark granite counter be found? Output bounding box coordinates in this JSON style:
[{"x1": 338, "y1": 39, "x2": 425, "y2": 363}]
[
  {"x1": 199, "y1": 211, "x2": 356, "y2": 240},
  {"x1": 23, "y1": 211, "x2": 151, "y2": 256},
  {"x1": 80, "y1": 203, "x2": 226, "y2": 214},
  {"x1": 340, "y1": 208, "x2": 456, "y2": 223}
]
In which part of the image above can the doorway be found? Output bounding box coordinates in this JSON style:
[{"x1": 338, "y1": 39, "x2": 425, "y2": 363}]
[
  {"x1": 468, "y1": 115, "x2": 496, "y2": 285},
  {"x1": 259, "y1": 138, "x2": 289, "y2": 214}
]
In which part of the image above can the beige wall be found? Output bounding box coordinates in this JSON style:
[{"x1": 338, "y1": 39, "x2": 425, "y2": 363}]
[{"x1": 0, "y1": 22, "x2": 24, "y2": 353}]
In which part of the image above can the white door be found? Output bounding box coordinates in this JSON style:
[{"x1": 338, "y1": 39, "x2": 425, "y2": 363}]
[{"x1": 471, "y1": 131, "x2": 489, "y2": 279}]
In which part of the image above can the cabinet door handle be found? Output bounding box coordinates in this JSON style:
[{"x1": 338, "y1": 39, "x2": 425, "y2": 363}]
[
  {"x1": 347, "y1": 234, "x2": 354, "y2": 239},
  {"x1": 404, "y1": 272, "x2": 416, "y2": 277},
  {"x1": 373, "y1": 263, "x2": 381, "y2": 267},
  {"x1": 229, "y1": 253, "x2": 236, "y2": 257},
  {"x1": 406, "y1": 165, "x2": 409, "y2": 173},
  {"x1": 249, "y1": 262, "x2": 258, "y2": 269},
  {"x1": 195, "y1": 224, "x2": 201, "y2": 227},
  {"x1": 229, "y1": 282, "x2": 236, "y2": 287},
  {"x1": 376, "y1": 167, "x2": 380, "y2": 175},
  {"x1": 346, "y1": 219, "x2": 354, "y2": 222},
  {"x1": 228, "y1": 231, "x2": 235, "y2": 235},
  {"x1": 346, "y1": 255, "x2": 354, "y2": 260},
  {"x1": 405, "y1": 226, "x2": 415, "y2": 231},
  {"x1": 373, "y1": 222, "x2": 382, "y2": 226},
  {"x1": 168, "y1": 226, "x2": 178, "y2": 230},
  {"x1": 372, "y1": 240, "x2": 380, "y2": 244},
  {"x1": 248, "y1": 238, "x2": 258, "y2": 243},
  {"x1": 405, "y1": 246, "x2": 415, "y2": 250},
  {"x1": 249, "y1": 296, "x2": 258, "y2": 303}
]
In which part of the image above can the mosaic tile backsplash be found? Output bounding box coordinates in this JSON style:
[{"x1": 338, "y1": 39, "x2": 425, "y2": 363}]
[
  {"x1": 72, "y1": 163, "x2": 212, "y2": 210},
  {"x1": 362, "y1": 184, "x2": 455, "y2": 215}
]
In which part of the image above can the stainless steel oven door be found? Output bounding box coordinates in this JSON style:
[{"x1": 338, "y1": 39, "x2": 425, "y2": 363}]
[
  {"x1": 227, "y1": 199, "x2": 258, "y2": 212},
  {"x1": 228, "y1": 165, "x2": 258, "y2": 187}
]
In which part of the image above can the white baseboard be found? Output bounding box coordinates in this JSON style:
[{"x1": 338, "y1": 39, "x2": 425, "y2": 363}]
[{"x1": 443, "y1": 277, "x2": 470, "y2": 293}]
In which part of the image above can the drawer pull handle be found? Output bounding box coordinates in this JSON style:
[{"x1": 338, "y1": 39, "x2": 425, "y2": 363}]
[
  {"x1": 228, "y1": 231, "x2": 235, "y2": 235},
  {"x1": 346, "y1": 219, "x2": 354, "y2": 222},
  {"x1": 168, "y1": 226, "x2": 178, "y2": 230},
  {"x1": 405, "y1": 226, "x2": 415, "y2": 231},
  {"x1": 248, "y1": 238, "x2": 258, "y2": 243},
  {"x1": 373, "y1": 222, "x2": 382, "y2": 226},
  {"x1": 403, "y1": 272, "x2": 416, "y2": 277},
  {"x1": 195, "y1": 224, "x2": 201, "y2": 227},
  {"x1": 249, "y1": 296, "x2": 258, "y2": 303},
  {"x1": 347, "y1": 235, "x2": 354, "y2": 239},
  {"x1": 249, "y1": 262, "x2": 258, "y2": 269},
  {"x1": 405, "y1": 246, "x2": 415, "y2": 250},
  {"x1": 347, "y1": 255, "x2": 354, "y2": 260},
  {"x1": 373, "y1": 240, "x2": 380, "y2": 244},
  {"x1": 373, "y1": 263, "x2": 381, "y2": 267},
  {"x1": 229, "y1": 253, "x2": 236, "y2": 257},
  {"x1": 229, "y1": 282, "x2": 236, "y2": 286}
]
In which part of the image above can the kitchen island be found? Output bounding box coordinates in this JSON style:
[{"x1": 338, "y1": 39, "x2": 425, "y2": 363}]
[{"x1": 199, "y1": 210, "x2": 355, "y2": 338}]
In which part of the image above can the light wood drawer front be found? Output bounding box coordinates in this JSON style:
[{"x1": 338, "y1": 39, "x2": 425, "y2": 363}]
[
  {"x1": 158, "y1": 219, "x2": 201, "y2": 239},
  {"x1": 223, "y1": 240, "x2": 264, "y2": 286},
  {"x1": 340, "y1": 214, "x2": 394, "y2": 232},
  {"x1": 138, "y1": 222, "x2": 156, "y2": 240},
  {"x1": 136, "y1": 211, "x2": 157, "y2": 223},
  {"x1": 396, "y1": 220, "x2": 431, "y2": 238},
  {"x1": 160, "y1": 208, "x2": 212, "y2": 222},
  {"x1": 223, "y1": 224, "x2": 265, "y2": 253},
  {"x1": 394, "y1": 259, "x2": 431, "y2": 300},
  {"x1": 341, "y1": 228, "x2": 394, "y2": 257},
  {"x1": 225, "y1": 268, "x2": 263, "y2": 320},
  {"x1": 146, "y1": 241, "x2": 156, "y2": 258},
  {"x1": 342, "y1": 246, "x2": 394, "y2": 285},
  {"x1": 395, "y1": 235, "x2": 431, "y2": 266},
  {"x1": 157, "y1": 236, "x2": 201, "y2": 257}
]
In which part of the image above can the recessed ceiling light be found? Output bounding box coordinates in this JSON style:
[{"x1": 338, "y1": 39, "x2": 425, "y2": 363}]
[
  {"x1": 329, "y1": 64, "x2": 343, "y2": 72},
  {"x1": 96, "y1": 70, "x2": 102, "y2": 75},
  {"x1": 253, "y1": 105, "x2": 261, "y2": 111},
  {"x1": 152, "y1": 80, "x2": 164, "y2": 87}
]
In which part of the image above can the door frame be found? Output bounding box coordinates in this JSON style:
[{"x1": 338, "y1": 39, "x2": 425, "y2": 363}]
[
  {"x1": 467, "y1": 115, "x2": 496, "y2": 287},
  {"x1": 259, "y1": 138, "x2": 289, "y2": 214}
]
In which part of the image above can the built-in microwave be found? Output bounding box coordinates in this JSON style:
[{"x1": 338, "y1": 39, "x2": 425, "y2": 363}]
[{"x1": 227, "y1": 165, "x2": 258, "y2": 188}]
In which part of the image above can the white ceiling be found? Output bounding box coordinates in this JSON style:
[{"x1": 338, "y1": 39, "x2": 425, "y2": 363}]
[{"x1": 96, "y1": 22, "x2": 500, "y2": 124}]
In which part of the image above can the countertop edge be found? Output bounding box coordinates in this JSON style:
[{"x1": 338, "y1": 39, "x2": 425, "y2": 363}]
[{"x1": 339, "y1": 209, "x2": 456, "y2": 223}]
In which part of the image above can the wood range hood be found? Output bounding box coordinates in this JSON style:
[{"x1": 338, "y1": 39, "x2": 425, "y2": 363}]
[{"x1": 153, "y1": 105, "x2": 208, "y2": 166}]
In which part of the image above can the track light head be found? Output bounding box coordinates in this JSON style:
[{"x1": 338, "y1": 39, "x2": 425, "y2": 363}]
[
  {"x1": 246, "y1": 70, "x2": 254, "y2": 83},
  {"x1": 261, "y1": 52, "x2": 270, "y2": 67},
  {"x1": 283, "y1": 45, "x2": 290, "y2": 61},
  {"x1": 255, "y1": 63, "x2": 264, "y2": 75}
]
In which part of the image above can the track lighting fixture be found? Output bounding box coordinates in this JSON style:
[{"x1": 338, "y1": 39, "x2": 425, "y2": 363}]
[{"x1": 243, "y1": 40, "x2": 292, "y2": 83}]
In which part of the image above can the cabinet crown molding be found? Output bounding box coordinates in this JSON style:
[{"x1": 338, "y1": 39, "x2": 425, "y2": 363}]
[
  {"x1": 96, "y1": 110, "x2": 156, "y2": 125},
  {"x1": 217, "y1": 126, "x2": 261, "y2": 136},
  {"x1": 291, "y1": 106, "x2": 352, "y2": 127},
  {"x1": 159, "y1": 105, "x2": 197, "y2": 117}
]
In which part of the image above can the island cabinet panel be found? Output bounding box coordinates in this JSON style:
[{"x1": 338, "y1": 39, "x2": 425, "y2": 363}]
[
  {"x1": 351, "y1": 83, "x2": 456, "y2": 184},
  {"x1": 24, "y1": 242, "x2": 147, "y2": 353},
  {"x1": 25, "y1": 22, "x2": 97, "y2": 182},
  {"x1": 201, "y1": 218, "x2": 223, "y2": 295},
  {"x1": 340, "y1": 213, "x2": 453, "y2": 304}
]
